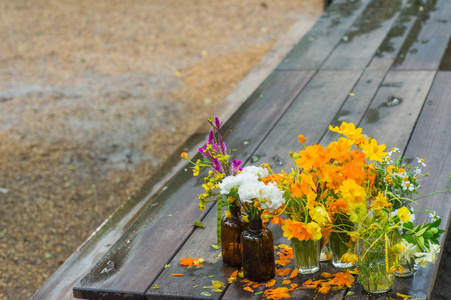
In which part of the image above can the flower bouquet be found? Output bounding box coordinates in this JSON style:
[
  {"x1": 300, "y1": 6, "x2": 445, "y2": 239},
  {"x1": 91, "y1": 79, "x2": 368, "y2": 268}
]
[{"x1": 181, "y1": 117, "x2": 242, "y2": 247}]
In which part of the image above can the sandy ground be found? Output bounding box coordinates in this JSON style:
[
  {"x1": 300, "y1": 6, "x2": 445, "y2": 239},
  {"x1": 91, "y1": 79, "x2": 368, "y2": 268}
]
[{"x1": 0, "y1": 1, "x2": 324, "y2": 298}]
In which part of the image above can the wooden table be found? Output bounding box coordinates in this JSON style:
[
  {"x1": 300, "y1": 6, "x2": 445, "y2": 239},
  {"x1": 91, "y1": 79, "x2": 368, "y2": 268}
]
[{"x1": 73, "y1": 0, "x2": 451, "y2": 299}]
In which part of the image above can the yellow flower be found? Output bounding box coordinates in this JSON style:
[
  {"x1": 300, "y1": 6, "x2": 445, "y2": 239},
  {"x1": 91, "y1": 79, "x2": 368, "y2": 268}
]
[
  {"x1": 305, "y1": 222, "x2": 322, "y2": 242},
  {"x1": 328, "y1": 121, "x2": 364, "y2": 143},
  {"x1": 388, "y1": 263, "x2": 404, "y2": 275},
  {"x1": 361, "y1": 138, "x2": 387, "y2": 162},
  {"x1": 341, "y1": 252, "x2": 358, "y2": 264},
  {"x1": 311, "y1": 205, "x2": 331, "y2": 227},
  {"x1": 193, "y1": 165, "x2": 200, "y2": 176},
  {"x1": 339, "y1": 179, "x2": 366, "y2": 204},
  {"x1": 398, "y1": 207, "x2": 411, "y2": 223},
  {"x1": 224, "y1": 210, "x2": 232, "y2": 218},
  {"x1": 348, "y1": 202, "x2": 367, "y2": 223}
]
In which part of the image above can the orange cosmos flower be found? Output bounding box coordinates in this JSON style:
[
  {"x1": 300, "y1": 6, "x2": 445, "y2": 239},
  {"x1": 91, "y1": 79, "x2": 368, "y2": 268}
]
[
  {"x1": 298, "y1": 134, "x2": 306, "y2": 144},
  {"x1": 282, "y1": 219, "x2": 312, "y2": 241},
  {"x1": 296, "y1": 144, "x2": 324, "y2": 170},
  {"x1": 328, "y1": 198, "x2": 350, "y2": 214}
]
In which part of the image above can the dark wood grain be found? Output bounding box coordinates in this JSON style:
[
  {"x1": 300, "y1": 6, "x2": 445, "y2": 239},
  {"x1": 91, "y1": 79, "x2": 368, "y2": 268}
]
[
  {"x1": 145, "y1": 205, "x2": 235, "y2": 300},
  {"x1": 393, "y1": 0, "x2": 451, "y2": 70},
  {"x1": 368, "y1": 0, "x2": 424, "y2": 71},
  {"x1": 358, "y1": 70, "x2": 435, "y2": 151},
  {"x1": 73, "y1": 71, "x2": 313, "y2": 299},
  {"x1": 249, "y1": 70, "x2": 361, "y2": 173},
  {"x1": 400, "y1": 71, "x2": 451, "y2": 299},
  {"x1": 277, "y1": 0, "x2": 372, "y2": 71},
  {"x1": 321, "y1": 0, "x2": 405, "y2": 70}
]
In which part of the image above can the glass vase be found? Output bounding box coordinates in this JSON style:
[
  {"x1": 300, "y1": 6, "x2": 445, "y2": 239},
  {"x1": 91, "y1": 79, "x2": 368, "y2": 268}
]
[
  {"x1": 221, "y1": 205, "x2": 247, "y2": 267},
  {"x1": 396, "y1": 258, "x2": 417, "y2": 277},
  {"x1": 329, "y1": 231, "x2": 354, "y2": 269},
  {"x1": 356, "y1": 236, "x2": 396, "y2": 294},
  {"x1": 240, "y1": 218, "x2": 276, "y2": 282},
  {"x1": 291, "y1": 238, "x2": 320, "y2": 274}
]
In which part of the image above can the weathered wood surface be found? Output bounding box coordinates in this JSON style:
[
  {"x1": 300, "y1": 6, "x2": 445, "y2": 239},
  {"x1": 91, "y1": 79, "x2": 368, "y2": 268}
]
[
  {"x1": 393, "y1": 0, "x2": 451, "y2": 70},
  {"x1": 277, "y1": 0, "x2": 372, "y2": 70},
  {"x1": 73, "y1": 71, "x2": 313, "y2": 299},
  {"x1": 74, "y1": 0, "x2": 451, "y2": 298}
]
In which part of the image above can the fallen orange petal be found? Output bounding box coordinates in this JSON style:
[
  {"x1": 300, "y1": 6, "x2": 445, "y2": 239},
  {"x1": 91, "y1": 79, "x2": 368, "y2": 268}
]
[
  {"x1": 275, "y1": 259, "x2": 287, "y2": 267},
  {"x1": 243, "y1": 286, "x2": 254, "y2": 292},
  {"x1": 290, "y1": 268, "x2": 299, "y2": 279},
  {"x1": 171, "y1": 273, "x2": 183, "y2": 277},
  {"x1": 266, "y1": 279, "x2": 277, "y2": 287},
  {"x1": 229, "y1": 270, "x2": 239, "y2": 278},
  {"x1": 276, "y1": 268, "x2": 291, "y2": 277}
]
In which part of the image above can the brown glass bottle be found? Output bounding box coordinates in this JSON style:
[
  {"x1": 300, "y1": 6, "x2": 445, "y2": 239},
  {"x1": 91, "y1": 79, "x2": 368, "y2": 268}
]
[
  {"x1": 240, "y1": 218, "x2": 276, "y2": 282},
  {"x1": 221, "y1": 205, "x2": 246, "y2": 267}
]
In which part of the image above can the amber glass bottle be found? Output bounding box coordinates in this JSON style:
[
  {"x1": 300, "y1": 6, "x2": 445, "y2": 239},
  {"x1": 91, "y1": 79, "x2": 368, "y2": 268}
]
[
  {"x1": 221, "y1": 205, "x2": 246, "y2": 267},
  {"x1": 240, "y1": 218, "x2": 276, "y2": 282}
]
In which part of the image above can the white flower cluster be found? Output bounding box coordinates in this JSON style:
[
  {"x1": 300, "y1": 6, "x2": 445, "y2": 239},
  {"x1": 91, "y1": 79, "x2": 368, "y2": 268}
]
[
  {"x1": 399, "y1": 239, "x2": 441, "y2": 268},
  {"x1": 218, "y1": 166, "x2": 284, "y2": 213},
  {"x1": 384, "y1": 148, "x2": 426, "y2": 192}
]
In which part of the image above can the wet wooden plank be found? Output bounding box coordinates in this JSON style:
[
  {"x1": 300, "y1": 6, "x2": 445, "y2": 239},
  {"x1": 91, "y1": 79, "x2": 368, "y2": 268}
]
[
  {"x1": 393, "y1": 0, "x2": 451, "y2": 70},
  {"x1": 319, "y1": 69, "x2": 386, "y2": 147},
  {"x1": 368, "y1": 0, "x2": 424, "y2": 71},
  {"x1": 277, "y1": 0, "x2": 372, "y2": 71},
  {"x1": 399, "y1": 71, "x2": 451, "y2": 299},
  {"x1": 358, "y1": 70, "x2": 435, "y2": 151},
  {"x1": 249, "y1": 70, "x2": 361, "y2": 174},
  {"x1": 321, "y1": 0, "x2": 405, "y2": 70},
  {"x1": 73, "y1": 71, "x2": 314, "y2": 299},
  {"x1": 145, "y1": 205, "x2": 234, "y2": 300},
  {"x1": 321, "y1": 0, "x2": 428, "y2": 146}
]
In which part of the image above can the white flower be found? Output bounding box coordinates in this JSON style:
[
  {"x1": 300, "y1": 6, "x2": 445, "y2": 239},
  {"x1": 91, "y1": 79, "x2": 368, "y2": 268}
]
[
  {"x1": 219, "y1": 175, "x2": 243, "y2": 195},
  {"x1": 414, "y1": 167, "x2": 422, "y2": 177},
  {"x1": 389, "y1": 147, "x2": 400, "y2": 156},
  {"x1": 240, "y1": 166, "x2": 269, "y2": 178},
  {"x1": 415, "y1": 241, "x2": 440, "y2": 268},
  {"x1": 399, "y1": 240, "x2": 419, "y2": 264},
  {"x1": 417, "y1": 157, "x2": 426, "y2": 167},
  {"x1": 258, "y1": 182, "x2": 285, "y2": 213},
  {"x1": 238, "y1": 179, "x2": 266, "y2": 203},
  {"x1": 429, "y1": 211, "x2": 438, "y2": 220},
  {"x1": 237, "y1": 179, "x2": 285, "y2": 213},
  {"x1": 401, "y1": 180, "x2": 415, "y2": 192}
]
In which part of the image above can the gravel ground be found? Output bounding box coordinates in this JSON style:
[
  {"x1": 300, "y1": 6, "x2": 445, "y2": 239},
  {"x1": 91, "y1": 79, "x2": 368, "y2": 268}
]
[{"x1": 0, "y1": 1, "x2": 323, "y2": 299}]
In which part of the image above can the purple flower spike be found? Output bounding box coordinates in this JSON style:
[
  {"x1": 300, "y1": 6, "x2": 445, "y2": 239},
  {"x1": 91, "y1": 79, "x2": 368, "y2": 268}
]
[
  {"x1": 220, "y1": 140, "x2": 227, "y2": 155},
  {"x1": 214, "y1": 117, "x2": 221, "y2": 130},
  {"x1": 231, "y1": 159, "x2": 242, "y2": 175},
  {"x1": 213, "y1": 157, "x2": 224, "y2": 174},
  {"x1": 207, "y1": 131, "x2": 215, "y2": 145}
]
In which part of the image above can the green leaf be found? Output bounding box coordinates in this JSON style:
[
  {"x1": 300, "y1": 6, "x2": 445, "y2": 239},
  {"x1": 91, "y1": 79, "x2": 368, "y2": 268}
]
[
  {"x1": 255, "y1": 291, "x2": 263, "y2": 295},
  {"x1": 193, "y1": 220, "x2": 205, "y2": 229},
  {"x1": 345, "y1": 291, "x2": 355, "y2": 297},
  {"x1": 430, "y1": 218, "x2": 442, "y2": 228},
  {"x1": 418, "y1": 236, "x2": 425, "y2": 250},
  {"x1": 404, "y1": 234, "x2": 415, "y2": 245},
  {"x1": 415, "y1": 226, "x2": 428, "y2": 237},
  {"x1": 211, "y1": 244, "x2": 220, "y2": 249},
  {"x1": 404, "y1": 222, "x2": 414, "y2": 230}
]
